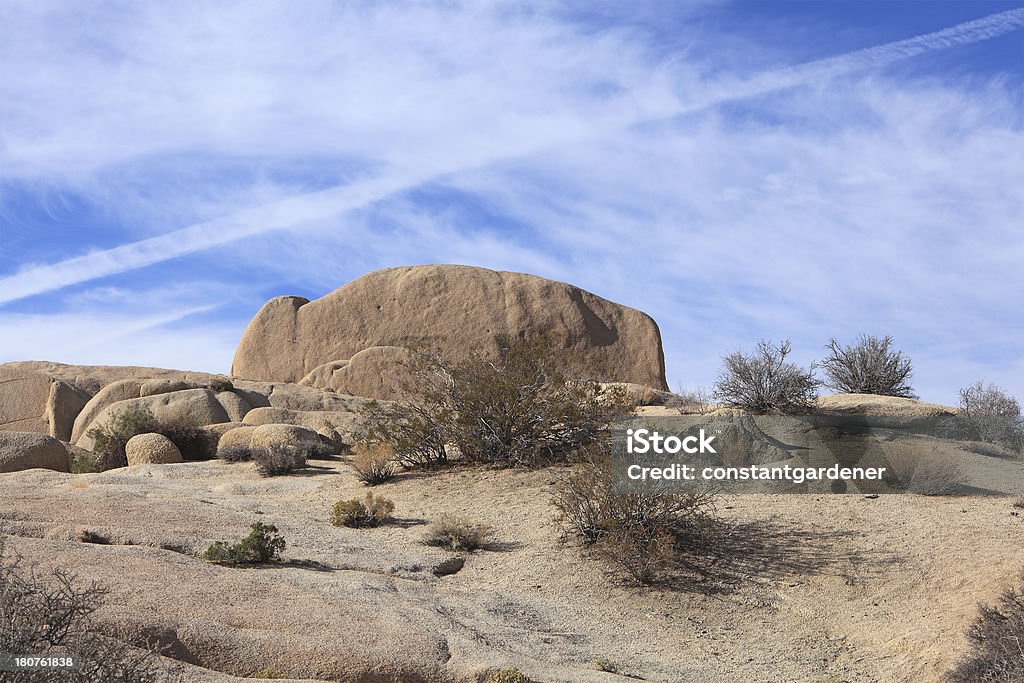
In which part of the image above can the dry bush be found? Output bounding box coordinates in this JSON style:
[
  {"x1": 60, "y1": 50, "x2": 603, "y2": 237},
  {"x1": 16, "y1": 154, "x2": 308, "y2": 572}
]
[
  {"x1": 203, "y1": 522, "x2": 286, "y2": 565},
  {"x1": 674, "y1": 385, "x2": 713, "y2": 415},
  {"x1": 361, "y1": 335, "x2": 629, "y2": 469},
  {"x1": 154, "y1": 415, "x2": 216, "y2": 460},
  {"x1": 253, "y1": 444, "x2": 307, "y2": 477},
  {"x1": 350, "y1": 443, "x2": 397, "y2": 485},
  {"x1": 957, "y1": 381, "x2": 1023, "y2": 451},
  {"x1": 488, "y1": 670, "x2": 534, "y2": 683},
  {"x1": 553, "y1": 453, "x2": 717, "y2": 585},
  {"x1": 593, "y1": 658, "x2": 622, "y2": 673},
  {"x1": 423, "y1": 514, "x2": 492, "y2": 551},
  {"x1": 216, "y1": 444, "x2": 253, "y2": 463},
  {"x1": 330, "y1": 493, "x2": 395, "y2": 528},
  {"x1": 884, "y1": 441, "x2": 966, "y2": 495},
  {"x1": 207, "y1": 377, "x2": 234, "y2": 393},
  {"x1": 1014, "y1": 498, "x2": 1024, "y2": 510},
  {"x1": 820, "y1": 334, "x2": 916, "y2": 398},
  {"x1": 0, "y1": 538, "x2": 170, "y2": 681},
  {"x1": 714, "y1": 340, "x2": 819, "y2": 415},
  {"x1": 948, "y1": 572, "x2": 1024, "y2": 682}
]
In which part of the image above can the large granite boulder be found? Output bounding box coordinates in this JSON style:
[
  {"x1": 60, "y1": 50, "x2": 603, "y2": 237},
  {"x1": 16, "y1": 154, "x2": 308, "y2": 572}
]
[
  {"x1": 0, "y1": 432, "x2": 69, "y2": 473},
  {"x1": 232, "y1": 265, "x2": 668, "y2": 390}
]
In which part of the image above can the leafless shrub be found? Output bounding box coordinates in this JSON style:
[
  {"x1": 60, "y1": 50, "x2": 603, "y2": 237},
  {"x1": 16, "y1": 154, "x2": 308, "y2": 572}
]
[
  {"x1": 675, "y1": 385, "x2": 713, "y2": 415},
  {"x1": 361, "y1": 336, "x2": 630, "y2": 469},
  {"x1": 216, "y1": 444, "x2": 253, "y2": 463},
  {"x1": 350, "y1": 443, "x2": 397, "y2": 485},
  {"x1": 820, "y1": 334, "x2": 916, "y2": 398},
  {"x1": 0, "y1": 537, "x2": 172, "y2": 681},
  {"x1": 948, "y1": 572, "x2": 1024, "y2": 682},
  {"x1": 714, "y1": 340, "x2": 819, "y2": 415},
  {"x1": 253, "y1": 444, "x2": 306, "y2": 477},
  {"x1": 958, "y1": 381, "x2": 1023, "y2": 451},
  {"x1": 884, "y1": 441, "x2": 966, "y2": 495},
  {"x1": 423, "y1": 514, "x2": 492, "y2": 551},
  {"x1": 553, "y1": 452, "x2": 717, "y2": 585},
  {"x1": 330, "y1": 493, "x2": 395, "y2": 528}
]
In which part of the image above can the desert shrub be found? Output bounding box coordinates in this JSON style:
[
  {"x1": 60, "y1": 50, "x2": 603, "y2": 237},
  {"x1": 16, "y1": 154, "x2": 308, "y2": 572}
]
[
  {"x1": 0, "y1": 538, "x2": 168, "y2": 681},
  {"x1": 593, "y1": 658, "x2": 621, "y2": 673},
  {"x1": 883, "y1": 441, "x2": 966, "y2": 496},
  {"x1": 330, "y1": 493, "x2": 395, "y2": 528},
  {"x1": 361, "y1": 336, "x2": 629, "y2": 469},
  {"x1": 674, "y1": 385, "x2": 713, "y2": 415},
  {"x1": 86, "y1": 406, "x2": 160, "y2": 471},
  {"x1": 820, "y1": 334, "x2": 916, "y2": 398},
  {"x1": 70, "y1": 450, "x2": 99, "y2": 474},
  {"x1": 350, "y1": 442, "x2": 397, "y2": 485},
  {"x1": 1014, "y1": 498, "x2": 1024, "y2": 510},
  {"x1": 253, "y1": 444, "x2": 307, "y2": 477},
  {"x1": 489, "y1": 669, "x2": 534, "y2": 683},
  {"x1": 553, "y1": 452, "x2": 717, "y2": 585},
  {"x1": 713, "y1": 340, "x2": 818, "y2": 415},
  {"x1": 207, "y1": 377, "x2": 234, "y2": 393},
  {"x1": 957, "y1": 381, "x2": 1023, "y2": 451},
  {"x1": 202, "y1": 522, "x2": 286, "y2": 565},
  {"x1": 948, "y1": 572, "x2": 1024, "y2": 682},
  {"x1": 216, "y1": 444, "x2": 253, "y2": 463},
  {"x1": 423, "y1": 514, "x2": 492, "y2": 551},
  {"x1": 153, "y1": 416, "x2": 216, "y2": 460}
]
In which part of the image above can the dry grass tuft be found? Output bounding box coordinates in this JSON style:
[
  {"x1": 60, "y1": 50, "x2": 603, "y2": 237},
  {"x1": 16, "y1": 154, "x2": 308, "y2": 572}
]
[
  {"x1": 351, "y1": 442, "x2": 397, "y2": 485},
  {"x1": 423, "y1": 514, "x2": 492, "y2": 551}
]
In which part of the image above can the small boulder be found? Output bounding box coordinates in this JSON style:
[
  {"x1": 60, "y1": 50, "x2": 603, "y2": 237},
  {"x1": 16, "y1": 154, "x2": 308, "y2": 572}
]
[
  {"x1": 249, "y1": 424, "x2": 323, "y2": 452},
  {"x1": 125, "y1": 433, "x2": 183, "y2": 466},
  {"x1": 0, "y1": 432, "x2": 70, "y2": 473},
  {"x1": 218, "y1": 426, "x2": 258, "y2": 451}
]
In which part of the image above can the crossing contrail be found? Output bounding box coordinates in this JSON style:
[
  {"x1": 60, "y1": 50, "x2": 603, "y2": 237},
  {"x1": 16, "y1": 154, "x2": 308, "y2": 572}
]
[{"x1": 1, "y1": 7, "x2": 1020, "y2": 306}]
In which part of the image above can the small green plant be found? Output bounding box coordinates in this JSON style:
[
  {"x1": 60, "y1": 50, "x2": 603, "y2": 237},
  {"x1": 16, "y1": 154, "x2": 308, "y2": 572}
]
[
  {"x1": 208, "y1": 377, "x2": 235, "y2": 393},
  {"x1": 217, "y1": 444, "x2": 254, "y2": 463},
  {"x1": 423, "y1": 513, "x2": 492, "y2": 551},
  {"x1": 350, "y1": 442, "x2": 397, "y2": 485},
  {"x1": 203, "y1": 522, "x2": 286, "y2": 565},
  {"x1": 330, "y1": 493, "x2": 395, "y2": 528},
  {"x1": 489, "y1": 669, "x2": 534, "y2": 683},
  {"x1": 594, "y1": 657, "x2": 621, "y2": 673},
  {"x1": 251, "y1": 668, "x2": 286, "y2": 679},
  {"x1": 253, "y1": 444, "x2": 307, "y2": 477},
  {"x1": 86, "y1": 406, "x2": 159, "y2": 470}
]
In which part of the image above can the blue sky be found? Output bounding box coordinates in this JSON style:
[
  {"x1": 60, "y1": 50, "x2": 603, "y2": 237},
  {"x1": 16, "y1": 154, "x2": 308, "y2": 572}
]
[{"x1": 0, "y1": 0, "x2": 1021, "y2": 406}]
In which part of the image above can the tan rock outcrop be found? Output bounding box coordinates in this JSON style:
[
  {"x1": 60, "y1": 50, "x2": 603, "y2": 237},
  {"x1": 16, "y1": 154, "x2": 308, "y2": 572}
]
[
  {"x1": 232, "y1": 265, "x2": 668, "y2": 389},
  {"x1": 0, "y1": 432, "x2": 69, "y2": 473},
  {"x1": 76, "y1": 389, "x2": 231, "y2": 450},
  {"x1": 125, "y1": 433, "x2": 183, "y2": 465},
  {"x1": 0, "y1": 367, "x2": 91, "y2": 441}
]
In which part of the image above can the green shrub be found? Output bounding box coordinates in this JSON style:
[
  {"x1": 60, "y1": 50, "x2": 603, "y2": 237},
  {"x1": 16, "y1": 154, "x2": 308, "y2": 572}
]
[
  {"x1": 217, "y1": 444, "x2": 254, "y2": 463},
  {"x1": 948, "y1": 572, "x2": 1024, "y2": 682},
  {"x1": 203, "y1": 522, "x2": 286, "y2": 565},
  {"x1": 253, "y1": 444, "x2": 307, "y2": 477},
  {"x1": 820, "y1": 334, "x2": 916, "y2": 398},
  {"x1": 208, "y1": 377, "x2": 234, "y2": 393},
  {"x1": 350, "y1": 442, "x2": 397, "y2": 485},
  {"x1": 86, "y1": 406, "x2": 159, "y2": 471},
  {"x1": 594, "y1": 657, "x2": 621, "y2": 673},
  {"x1": 361, "y1": 336, "x2": 629, "y2": 469},
  {"x1": 489, "y1": 669, "x2": 534, "y2": 683},
  {"x1": 423, "y1": 514, "x2": 492, "y2": 551},
  {"x1": 714, "y1": 339, "x2": 819, "y2": 415},
  {"x1": 330, "y1": 493, "x2": 395, "y2": 528}
]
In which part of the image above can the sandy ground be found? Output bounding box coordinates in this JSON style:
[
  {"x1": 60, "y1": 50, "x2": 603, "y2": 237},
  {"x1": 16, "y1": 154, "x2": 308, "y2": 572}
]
[{"x1": 0, "y1": 456, "x2": 1021, "y2": 682}]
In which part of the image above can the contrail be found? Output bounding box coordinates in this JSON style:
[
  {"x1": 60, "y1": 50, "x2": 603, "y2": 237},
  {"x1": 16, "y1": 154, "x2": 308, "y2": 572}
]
[{"x1": 0, "y1": 7, "x2": 1020, "y2": 306}]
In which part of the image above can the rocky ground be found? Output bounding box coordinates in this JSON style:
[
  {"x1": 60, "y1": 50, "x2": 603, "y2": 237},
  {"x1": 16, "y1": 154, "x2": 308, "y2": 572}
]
[{"x1": 1, "y1": 454, "x2": 1021, "y2": 682}]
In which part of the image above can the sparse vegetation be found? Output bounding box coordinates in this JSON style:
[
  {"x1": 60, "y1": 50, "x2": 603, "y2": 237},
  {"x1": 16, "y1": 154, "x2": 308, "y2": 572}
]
[
  {"x1": 330, "y1": 493, "x2": 395, "y2": 528},
  {"x1": 488, "y1": 669, "x2": 534, "y2": 683},
  {"x1": 202, "y1": 522, "x2": 286, "y2": 566},
  {"x1": 883, "y1": 441, "x2": 966, "y2": 496},
  {"x1": 155, "y1": 415, "x2": 217, "y2": 460},
  {"x1": 714, "y1": 339, "x2": 819, "y2": 415},
  {"x1": 675, "y1": 385, "x2": 713, "y2": 415},
  {"x1": 361, "y1": 336, "x2": 629, "y2": 469},
  {"x1": 423, "y1": 514, "x2": 492, "y2": 551},
  {"x1": 957, "y1": 381, "x2": 1023, "y2": 451},
  {"x1": 554, "y1": 453, "x2": 717, "y2": 585},
  {"x1": 208, "y1": 377, "x2": 234, "y2": 393},
  {"x1": 253, "y1": 444, "x2": 307, "y2": 477},
  {"x1": 820, "y1": 334, "x2": 916, "y2": 398},
  {"x1": 86, "y1": 406, "x2": 160, "y2": 471},
  {"x1": 0, "y1": 537, "x2": 168, "y2": 681},
  {"x1": 350, "y1": 442, "x2": 397, "y2": 485},
  {"x1": 216, "y1": 444, "x2": 254, "y2": 463},
  {"x1": 594, "y1": 657, "x2": 622, "y2": 673},
  {"x1": 948, "y1": 572, "x2": 1024, "y2": 682}
]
